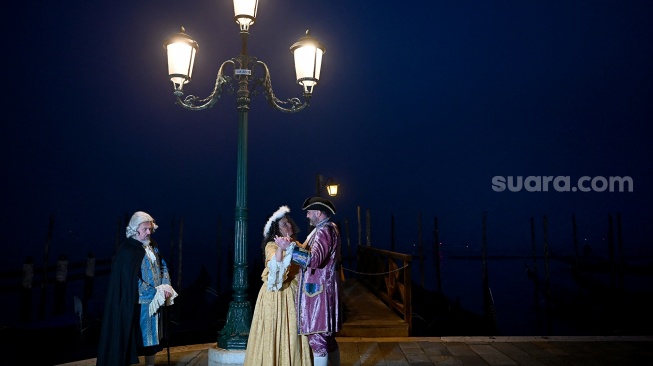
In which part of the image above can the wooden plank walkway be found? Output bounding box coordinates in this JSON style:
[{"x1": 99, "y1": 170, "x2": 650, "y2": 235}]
[
  {"x1": 338, "y1": 279, "x2": 409, "y2": 337},
  {"x1": 52, "y1": 279, "x2": 653, "y2": 365},
  {"x1": 59, "y1": 336, "x2": 653, "y2": 365}
]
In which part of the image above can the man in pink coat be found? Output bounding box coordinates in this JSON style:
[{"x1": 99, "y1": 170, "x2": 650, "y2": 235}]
[{"x1": 280, "y1": 197, "x2": 342, "y2": 366}]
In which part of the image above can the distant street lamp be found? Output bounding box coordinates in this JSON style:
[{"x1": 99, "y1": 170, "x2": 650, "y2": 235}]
[
  {"x1": 316, "y1": 174, "x2": 339, "y2": 197},
  {"x1": 163, "y1": 0, "x2": 325, "y2": 350}
]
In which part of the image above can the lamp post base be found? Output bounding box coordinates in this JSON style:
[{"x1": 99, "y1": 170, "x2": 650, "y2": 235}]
[
  {"x1": 217, "y1": 299, "x2": 252, "y2": 350},
  {"x1": 208, "y1": 345, "x2": 246, "y2": 366}
]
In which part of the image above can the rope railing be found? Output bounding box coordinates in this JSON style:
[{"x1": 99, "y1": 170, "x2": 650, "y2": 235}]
[{"x1": 342, "y1": 264, "x2": 409, "y2": 276}]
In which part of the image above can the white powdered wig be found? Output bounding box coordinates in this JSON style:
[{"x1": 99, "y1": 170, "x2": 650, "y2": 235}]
[
  {"x1": 263, "y1": 206, "x2": 290, "y2": 237},
  {"x1": 126, "y1": 211, "x2": 158, "y2": 238}
]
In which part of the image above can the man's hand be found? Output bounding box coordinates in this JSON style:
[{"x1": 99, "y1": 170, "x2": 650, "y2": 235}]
[{"x1": 159, "y1": 284, "x2": 176, "y2": 299}]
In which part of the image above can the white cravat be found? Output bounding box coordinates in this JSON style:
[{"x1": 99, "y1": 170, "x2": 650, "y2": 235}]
[{"x1": 143, "y1": 244, "x2": 157, "y2": 263}]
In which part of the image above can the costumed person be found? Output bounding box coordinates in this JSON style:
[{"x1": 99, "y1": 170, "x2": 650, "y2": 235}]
[
  {"x1": 244, "y1": 205, "x2": 312, "y2": 366},
  {"x1": 276, "y1": 197, "x2": 343, "y2": 366},
  {"x1": 97, "y1": 211, "x2": 178, "y2": 366}
]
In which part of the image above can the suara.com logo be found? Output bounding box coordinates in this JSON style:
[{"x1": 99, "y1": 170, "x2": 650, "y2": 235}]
[{"x1": 491, "y1": 176, "x2": 633, "y2": 192}]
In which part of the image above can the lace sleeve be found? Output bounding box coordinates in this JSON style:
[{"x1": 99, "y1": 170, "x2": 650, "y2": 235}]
[{"x1": 266, "y1": 242, "x2": 295, "y2": 291}]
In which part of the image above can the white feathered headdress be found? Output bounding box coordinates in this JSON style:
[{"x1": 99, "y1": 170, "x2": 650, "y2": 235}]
[{"x1": 263, "y1": 205, "x2": 290, "y2": 237}]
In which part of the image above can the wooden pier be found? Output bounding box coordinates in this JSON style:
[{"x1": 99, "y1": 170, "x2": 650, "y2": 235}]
[{"x1": 338, "y1": 279, "x2": 409, "y2": 337}]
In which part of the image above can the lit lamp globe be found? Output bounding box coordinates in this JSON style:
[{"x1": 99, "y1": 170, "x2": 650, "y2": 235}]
[
  {"x1": 326, "y1": 183, "x2": 339, "y2": 197},
  {"x1": 163, "y1": 27, "x2": 199, "y2": 96},
  {"x1": 290, "y1": 30, "x2": 326, "y2": 96},
  {"x1": 233, "y1": 0, "x2": 259, "y2": 31}
]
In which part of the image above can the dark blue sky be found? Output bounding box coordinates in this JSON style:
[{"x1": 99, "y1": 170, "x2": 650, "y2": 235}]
[{"x1": 2, "y1": 1, "x2": 652, "y2": 284}]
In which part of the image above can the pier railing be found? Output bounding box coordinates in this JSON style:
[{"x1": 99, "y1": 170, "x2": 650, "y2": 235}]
[{"x1": 355, "y1": 245, "x2": 412, "y2": 334}]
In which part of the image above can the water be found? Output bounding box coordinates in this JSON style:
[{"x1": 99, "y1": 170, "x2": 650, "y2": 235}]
[
  {"x1": 2, "y1": 240, "x2": 653, "y2": 363},
  {"x1": 399, "y1": 248, "x2": 653, "y2": 336}
]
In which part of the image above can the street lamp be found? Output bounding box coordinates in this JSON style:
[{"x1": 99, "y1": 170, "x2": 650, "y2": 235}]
[
  {"x1": 315, "y1": 174, "x2": 339, "y2": 197},
  {"x1": 326, "y1": 179, "x2": 339, "y2": 196},
  {"x1": 163, "y1": 0, "x2": 325, "y2": 351}
]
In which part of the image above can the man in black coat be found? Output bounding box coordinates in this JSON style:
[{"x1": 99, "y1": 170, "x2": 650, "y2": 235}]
[{"x1": 96, "y1": 211, "x2": 177, "y2": 366}]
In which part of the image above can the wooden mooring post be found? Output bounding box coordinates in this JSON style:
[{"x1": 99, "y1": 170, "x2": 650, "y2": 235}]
[
  {"x1": 543, "y1": 215, "x2": 551, "y2": 301},
  {"x1": 216, "y1": 215, "x2": 222, "y2": 294},
  {"x1": 617, "y1": 212, "x2": 624, "y2": 292},
  {"x1": 357, "y1": 206, "x2": 362, "y2": 248},
  {"x1": 530, "y1": 217, "x2": 537, "y2": 276},
  {"x1": 433, "y1": 216, "x2": 442, "y2": 293},
  {"x1": 608, "y1": 213, "x2": 616, "y2": 289},
  {"x1": 54, "y1": 254, "x2": 68, "y2": 315},
  {"x1": 572, "y1": 213, "x2": 579, "y2": 268},
  {"x1": 529, "y1": 216, "x2": 540, "y2": 311},
  {"x1": 417, "y1": 212, "x2": 424, "y2": 288},
  {"x1": 344, "y1": 218, "x2": 353, "y2": 278},
  {"x1": 366, "y1": 209, "x2": 372, "y2": 246},
  {"x1": 481, "y1": 211, "x2": 498, "y2": 334},
  {"x1": 83, "y1": 253, "x2": 96, "y2": 310},
  {"x1": 21, "y1": 256, "x2": 34, "y2": 322},
  {"x1": 390, "y1": 214, "x2": 395, "y2": 252},
  {"x1": 39, "y1": 214, "x2": 55, "y2": 319},
  {"x1": 177, "y1": 218, "x2": 184, "y2": 292}
]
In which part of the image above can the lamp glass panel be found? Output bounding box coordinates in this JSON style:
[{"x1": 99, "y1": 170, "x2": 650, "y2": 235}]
[
  {"x1": 327, "y1": 184, "x2": 338, "y2": 196},
  {"x1": 233, "y1": 0, "x2": 258, "y2": 18},
  {"x1": 167, "y1": 42, "x2": 196, "y2": 84},
  {"x1": 293, "y1": 45, "x2": 323, "y2": 81}
]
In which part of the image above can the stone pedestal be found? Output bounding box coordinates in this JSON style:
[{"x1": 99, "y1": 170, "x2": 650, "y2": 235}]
[{"x1": 208, "y1": 346, "x2": 246, "y2": 366}]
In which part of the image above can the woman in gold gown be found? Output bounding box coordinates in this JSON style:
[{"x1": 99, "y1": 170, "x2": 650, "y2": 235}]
[{"x1": 244, "y1": 205, "x2": 312, "y2": 366}]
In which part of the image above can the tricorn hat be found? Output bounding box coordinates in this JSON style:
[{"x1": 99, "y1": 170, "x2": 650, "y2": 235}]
[{"x1": 302, "y1": 196, "x2": 336, "y2": 215}]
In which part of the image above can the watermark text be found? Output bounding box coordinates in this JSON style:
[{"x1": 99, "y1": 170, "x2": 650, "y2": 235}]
[{"x1": 491, "y1": 175, "x2": 633, "y2": 192}]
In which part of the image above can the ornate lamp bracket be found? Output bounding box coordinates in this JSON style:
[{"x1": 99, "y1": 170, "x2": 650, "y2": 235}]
[
  {"x1": 254, "y1": 60, "x2": 310, "y2": 113},
  {"x1": 175, "y1": 60, "x2": 235, "y2": 111}
]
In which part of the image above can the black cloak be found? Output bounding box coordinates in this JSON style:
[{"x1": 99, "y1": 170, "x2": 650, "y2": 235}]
[{"x1": 96, "y1": 237, "x2": 145, "y2": 366}]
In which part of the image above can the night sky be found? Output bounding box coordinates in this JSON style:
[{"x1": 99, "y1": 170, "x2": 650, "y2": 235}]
[{"x1": 2, "y1": 1, "x2": 652, "y2": 286}]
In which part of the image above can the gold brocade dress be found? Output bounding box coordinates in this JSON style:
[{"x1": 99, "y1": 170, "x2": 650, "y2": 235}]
[{"x1": 243, "y1": 242, "x2": 312, "y2": 366}]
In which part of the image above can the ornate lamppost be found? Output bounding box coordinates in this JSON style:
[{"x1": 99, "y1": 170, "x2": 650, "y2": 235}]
[{"x1": 163, "y1": 0, "x2": 325, "y2": 350}]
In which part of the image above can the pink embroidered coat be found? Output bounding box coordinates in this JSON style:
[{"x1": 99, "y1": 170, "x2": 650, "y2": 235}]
[{"x1": 296, "y1": 220, "x2": 342, "y2": 334}]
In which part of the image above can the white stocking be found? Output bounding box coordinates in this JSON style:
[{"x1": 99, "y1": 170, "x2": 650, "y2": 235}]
[
  {"x1": 314, "y1": 355, "x2": 328, "y2": 366},
  {"x1": 144, "y1": 354, "x2": 155, "y2": 366}
]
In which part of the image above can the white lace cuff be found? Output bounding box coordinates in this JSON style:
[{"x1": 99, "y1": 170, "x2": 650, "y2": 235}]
[
  {"x1": 266, "y1": 243, "x2": 294, "y2": 291},
  {"x1": 148, "y1": 284, "x2": 178, "y2": 316}
]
